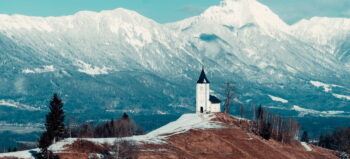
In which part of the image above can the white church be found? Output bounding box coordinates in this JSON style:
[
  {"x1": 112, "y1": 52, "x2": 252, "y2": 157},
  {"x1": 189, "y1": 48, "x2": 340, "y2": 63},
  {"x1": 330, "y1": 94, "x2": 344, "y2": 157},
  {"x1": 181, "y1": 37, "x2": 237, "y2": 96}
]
[{"x1": 196, "y1": 68, "x2": 221, "y2": 113}]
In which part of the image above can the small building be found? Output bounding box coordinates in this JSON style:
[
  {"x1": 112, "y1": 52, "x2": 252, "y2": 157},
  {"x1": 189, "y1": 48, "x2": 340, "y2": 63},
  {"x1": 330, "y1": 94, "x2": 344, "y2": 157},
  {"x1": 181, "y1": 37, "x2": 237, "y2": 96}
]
[{"x1": 196, "y1": 68, "x2": 221, "y2": 113}]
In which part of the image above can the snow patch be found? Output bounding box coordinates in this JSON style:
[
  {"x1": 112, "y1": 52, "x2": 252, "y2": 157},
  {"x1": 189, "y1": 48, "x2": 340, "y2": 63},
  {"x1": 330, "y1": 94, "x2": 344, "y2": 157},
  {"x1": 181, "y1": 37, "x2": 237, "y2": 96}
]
[
  {"x1": 268, "y1": 95, "x2": 288, "y2": 103},
  {"x1": 22, "y1": 65, "x2": 55, "y2": 74},
  {"x1": 0, "y1": 148, "x2": 39, "y2": 159},
  {"x1": 257, "y1": 61, "x2": 268, "y2": 69},
  {"x1": 292, "y1": 105, "x2": 344, "y2": 117},
  {"x1": 113, "y1": 113, "x2": 223, "y2": 144},
  {"x1": 76, "y1": 60, "x2": 111, "y2": 76},
  {"x1": 301, "y1": 142, "x2": 312, "y2": 151},
  {"x1": 266, "y1": 106, "x2": 289, "y2": 110},
  {"x1": 285, "y1": 65, "x2": 297, "y2": 74},
  {"x1": 49, "y1": 113, "x2": 224, "y2": 152},
  {"x1": 332, "y1": 94, "x2": 350, "y2": 100},
  {"x1": 0, "y1": 99, "x2": 40, "y2": 111},
  {"x1": 244, "y1": 48, "x2": 257, "y2": 58},
  {"x1": 310, "y1": 81, "x2": 340, "y2": 93},
  {"x1": 49, "y1": 138, "x2": 76, "y2": 152},
  {"x1": 156, "y1": 110, "x2": 168, "y2": 115}
]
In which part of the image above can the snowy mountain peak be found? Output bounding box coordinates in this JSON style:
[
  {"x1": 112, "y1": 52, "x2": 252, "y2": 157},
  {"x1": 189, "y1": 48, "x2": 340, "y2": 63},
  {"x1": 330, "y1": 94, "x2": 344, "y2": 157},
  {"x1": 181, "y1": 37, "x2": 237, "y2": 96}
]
[
  {"x1": 0, "y1": 8, "x2": 158, "y2": 33},
  {"x1": 199, "y1": 0, "x2": 290, "y2": 32},
  {"x1": 291, "y1": 17, "x2": 350, "y2": 54},
  {"x1": 74, "y1": 8, "x2": 151, "y2": 21}
]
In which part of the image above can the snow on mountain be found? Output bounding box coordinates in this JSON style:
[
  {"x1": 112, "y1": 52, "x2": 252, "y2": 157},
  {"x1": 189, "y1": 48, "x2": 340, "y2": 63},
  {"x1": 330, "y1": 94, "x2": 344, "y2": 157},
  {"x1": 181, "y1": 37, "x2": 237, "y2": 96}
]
[
  {"x1": 268, "y1": 95, "x2": 288, "y2": 103},
  {"x1": 75, "y1": 60, "x2": 110, "y2": 76},
  {"x1": 22, "y1": 65, "x2": 55, "y2": 74},
  {"x1": 0, "y1": 0, "x2": 349, "y2": 120},
  {"x1": 166, "y1": 0, "x2": 346, "y2": 83},
  {"x1": 291, "y1": 17, "x2": 350, "y2": 48},
  {"x1": 309, "y1": 81, "x2": 341, "y2": 93},
  {"x1": 0, "y1": 99, "x2": 40, "y2": 111},
  {"x1": 291, "y1": 17, "x2": 350, "y2": 65},
  {"x1": 169, "y1": 0, "x2": 290, "y2": 34},
  {"x1": 332, "y1": 93, "x2": 350, "y2": 101},
  {"x1": 292, "y1": 105, "x2": 346, "y2": 117},
  {"x1": 0, "y1": 8, "x2": 196, "y2": 75}
]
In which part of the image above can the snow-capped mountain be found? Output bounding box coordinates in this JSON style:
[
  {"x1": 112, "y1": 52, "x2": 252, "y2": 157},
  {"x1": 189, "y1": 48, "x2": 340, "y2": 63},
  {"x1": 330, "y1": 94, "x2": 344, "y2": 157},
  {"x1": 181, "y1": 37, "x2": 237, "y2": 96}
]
[
  {"x1": 0, "y1": 0, "x2": 350, "y2": 124},
  {"x1": 291, "y1": 17, "x2": 350, "y2": 65},
  {"x1": 169, "y1": 0, "x2": 291, "y2": 34}
]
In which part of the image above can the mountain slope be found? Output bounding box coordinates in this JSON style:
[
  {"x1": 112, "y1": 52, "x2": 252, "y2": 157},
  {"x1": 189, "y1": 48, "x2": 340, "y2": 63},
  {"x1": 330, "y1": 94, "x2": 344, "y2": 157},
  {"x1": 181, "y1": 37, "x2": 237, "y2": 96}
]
[{"x1": 291, "y1": 17, "x2": 350, "y2": 65}]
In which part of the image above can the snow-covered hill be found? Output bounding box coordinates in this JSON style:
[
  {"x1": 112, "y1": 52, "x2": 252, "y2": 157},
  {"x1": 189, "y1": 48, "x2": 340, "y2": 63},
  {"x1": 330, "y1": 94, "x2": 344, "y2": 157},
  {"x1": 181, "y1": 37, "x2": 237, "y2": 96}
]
[{"x1": 0, "y1": 0, "x2": 350, "y2": 124}]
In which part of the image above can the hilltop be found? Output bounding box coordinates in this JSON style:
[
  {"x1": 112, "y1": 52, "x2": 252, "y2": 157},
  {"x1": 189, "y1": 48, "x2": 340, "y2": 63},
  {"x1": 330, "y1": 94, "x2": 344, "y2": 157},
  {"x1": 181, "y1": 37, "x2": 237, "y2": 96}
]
[{"x1": 0, "y1": 113, "x2": 338, "y2": 159}]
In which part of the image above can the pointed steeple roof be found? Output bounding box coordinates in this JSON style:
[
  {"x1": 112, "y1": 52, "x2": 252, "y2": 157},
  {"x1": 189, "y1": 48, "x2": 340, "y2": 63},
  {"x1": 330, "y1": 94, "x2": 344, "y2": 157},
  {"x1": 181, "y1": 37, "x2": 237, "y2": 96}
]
[{"x1": 197, "y1": 68, "x2": 210, "y2": 83}]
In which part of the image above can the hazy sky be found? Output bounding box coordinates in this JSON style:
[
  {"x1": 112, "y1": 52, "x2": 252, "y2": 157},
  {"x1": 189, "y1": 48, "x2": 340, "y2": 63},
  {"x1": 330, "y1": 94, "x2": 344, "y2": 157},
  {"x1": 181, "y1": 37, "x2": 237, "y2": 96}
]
[{"x1": 0, "y1": 0, "x2": 349, "y2": 24}]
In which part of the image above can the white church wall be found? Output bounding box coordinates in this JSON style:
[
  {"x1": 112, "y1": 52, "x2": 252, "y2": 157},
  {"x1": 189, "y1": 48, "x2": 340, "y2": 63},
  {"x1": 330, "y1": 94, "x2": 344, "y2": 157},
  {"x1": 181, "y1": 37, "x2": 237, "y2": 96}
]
[
  {"x1": 210, "y1": 103, "x2": 221, "y2": 112},
  {"x1": 196, "y1": 83, "x2": 209, "y2": 113}
]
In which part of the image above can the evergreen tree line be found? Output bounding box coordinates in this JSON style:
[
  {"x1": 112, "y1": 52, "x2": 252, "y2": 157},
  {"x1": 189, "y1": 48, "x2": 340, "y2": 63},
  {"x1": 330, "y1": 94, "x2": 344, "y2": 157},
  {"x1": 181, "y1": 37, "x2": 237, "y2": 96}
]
[
  {"x1": 318, "y1": 127, "x2": 350, "y2": 155},
  {"x1": 37, "y1": 94, "x2": 143, "y2": 159}
]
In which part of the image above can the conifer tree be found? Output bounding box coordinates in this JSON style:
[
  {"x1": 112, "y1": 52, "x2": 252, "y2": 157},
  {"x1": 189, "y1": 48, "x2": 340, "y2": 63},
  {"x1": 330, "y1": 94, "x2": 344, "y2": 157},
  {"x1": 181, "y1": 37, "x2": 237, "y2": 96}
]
[
  {"x1": 301, "y1": 131, "x2": 309, "y2": 143},
  {"x1": 46, "y1": 93, "x2": 65, "y2": 141},
  {"x1": 38, "y1": 93, "x2": 65, "y2": 159}
]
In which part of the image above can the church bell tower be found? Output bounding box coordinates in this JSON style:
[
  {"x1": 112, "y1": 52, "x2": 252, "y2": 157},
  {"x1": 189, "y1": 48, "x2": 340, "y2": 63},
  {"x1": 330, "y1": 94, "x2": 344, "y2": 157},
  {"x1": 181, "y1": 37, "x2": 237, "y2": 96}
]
[{"x1": 196, "y1": 68, "x2": 210, "y2": 113}]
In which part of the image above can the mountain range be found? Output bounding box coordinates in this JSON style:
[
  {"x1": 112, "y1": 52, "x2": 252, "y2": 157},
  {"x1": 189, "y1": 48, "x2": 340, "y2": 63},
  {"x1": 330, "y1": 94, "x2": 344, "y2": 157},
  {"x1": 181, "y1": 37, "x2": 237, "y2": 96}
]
[{"x1": 0, "y1": 0, "x2": 350, "y2": 126}]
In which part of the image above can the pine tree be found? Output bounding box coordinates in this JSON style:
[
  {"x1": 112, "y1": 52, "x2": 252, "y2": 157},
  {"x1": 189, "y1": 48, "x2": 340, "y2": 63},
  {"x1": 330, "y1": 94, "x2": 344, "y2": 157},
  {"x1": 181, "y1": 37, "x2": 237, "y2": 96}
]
[
  {"x1": 46, "y1": 93, "x2": 65, "y2": 141},
  {"x1": 122, "y1": 113, "x2": 129, "y2": 119},
  {"x1": 38, "y1": 93, "x2": 65, "y2": 159},
  {"x1": 301, "y1": 131, "x2": 309, "y2": 143}
]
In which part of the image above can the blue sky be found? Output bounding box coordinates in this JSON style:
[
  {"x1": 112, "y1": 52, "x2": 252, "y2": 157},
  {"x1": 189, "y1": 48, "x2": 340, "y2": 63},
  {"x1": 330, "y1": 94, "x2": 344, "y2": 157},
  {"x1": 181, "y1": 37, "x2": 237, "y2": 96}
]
[{"x1": 0, "y1": 0, "x2": 349, "y2": 24}]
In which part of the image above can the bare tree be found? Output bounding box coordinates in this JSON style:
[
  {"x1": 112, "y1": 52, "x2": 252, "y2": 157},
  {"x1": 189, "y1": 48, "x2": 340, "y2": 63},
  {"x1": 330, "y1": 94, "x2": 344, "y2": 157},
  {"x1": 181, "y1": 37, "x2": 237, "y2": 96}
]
[
  {"x1": 103, "y1": 140, "x2": 138, "y2": 159},
  {"x1": 223, "y1": 82, "x2": 236, "y2": 114},
  {"x1": 94, "y1": 113, "x2": 143, "y2": 138},
  {"x1": 254, "y1": 105, "x2": 299, "y2": 143},
  {"x1": 251, "y1": 103, "x2": 256, "y2": 121}
]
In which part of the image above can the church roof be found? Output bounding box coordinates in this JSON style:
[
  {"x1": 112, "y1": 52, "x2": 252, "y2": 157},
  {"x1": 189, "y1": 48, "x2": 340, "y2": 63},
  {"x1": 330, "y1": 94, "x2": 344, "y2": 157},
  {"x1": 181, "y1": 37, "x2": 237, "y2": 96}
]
[
  {"x1": 209, "y1": 95, "x2": 221, "y2": 103},
  {"x1": 197, "y1": 68, "x2": 210, "y2": 83}
]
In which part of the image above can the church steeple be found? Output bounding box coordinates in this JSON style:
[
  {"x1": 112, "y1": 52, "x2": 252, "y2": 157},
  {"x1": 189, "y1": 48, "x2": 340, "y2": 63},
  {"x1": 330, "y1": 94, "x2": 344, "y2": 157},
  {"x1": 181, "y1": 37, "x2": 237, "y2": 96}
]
[
  {"x1": 195, "y1": 67, "x2": 221, "y2": 114},
  {"x1": 197, "y1": 67, "x2": 210, "y2": 83}
]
